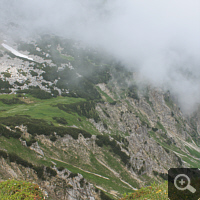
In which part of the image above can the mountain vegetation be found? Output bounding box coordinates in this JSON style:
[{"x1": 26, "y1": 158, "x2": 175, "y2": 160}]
[
  {"x1": 0, "y1": 35, "x2": 200, "y2": 199},
  {"x1": 0, "y1": 179, "x2": 44, "y2": 200}
]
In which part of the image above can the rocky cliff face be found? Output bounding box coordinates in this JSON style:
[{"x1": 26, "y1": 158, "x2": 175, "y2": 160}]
[
  {"x1": 0, "y1": 157, "x2": 99, "y2": 200},
  {"x1": 92, "y1": 85, "x2": 186, "y2": 173}
]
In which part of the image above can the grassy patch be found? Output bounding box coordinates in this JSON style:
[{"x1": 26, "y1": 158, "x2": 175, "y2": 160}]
[
  {"x1": 140, "y1": 174, "x2": 156, "y2": 186},
  {"x1": 96, "y1": 86, "x2": 115, "y2": 103},
  {"x1": 120, "y1": 181, "x2": 168, "y2": 200},
  {"x1": 185, "y1": 146, "x2": 200, "y2": 158},
  {"x1": 52, "y1": 157, "x2": 135, "y2": 198},
  {"x1": 0, "y1": 179, "x2": 44, "y2": 200},
  {"x1": 1, "y1": 72, "x2": 11, "y2": 78},
  {"x1": 149, "y1": 131, "x2": 200, "y2": 168},
  {"x1": 0, "y1": 137, "x2": 51, "y2": 167},
  {"x1": 0, "y1": 94, "x2": 85, "y2": 125},
  {"x1": 156, "y1": 121, "x2": 167, "y2": 133},
  {"x1": 60, "y1": 54, "x2": 74, "y2": 61},
  {"x1": 135, "y1": 111, "x2": 151, "y2": 128}
]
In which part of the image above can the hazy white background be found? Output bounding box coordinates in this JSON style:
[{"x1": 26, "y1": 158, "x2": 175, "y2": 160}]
[{"x1": 1, "y1": 0, "x2": 200, "y2": 113}]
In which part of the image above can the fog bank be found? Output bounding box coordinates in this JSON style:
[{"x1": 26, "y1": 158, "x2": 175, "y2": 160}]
[{"x1": 1, "y1": 0, "x2": 200, "y2": 113}]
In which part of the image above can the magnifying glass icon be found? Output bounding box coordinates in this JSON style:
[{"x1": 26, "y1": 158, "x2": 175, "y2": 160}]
[{"x1": 174, "y1": 174, "x2": 196, "y2": 193}]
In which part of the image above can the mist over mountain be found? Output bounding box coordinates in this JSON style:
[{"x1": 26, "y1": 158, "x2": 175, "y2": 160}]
[
  {"x1": 1, "y1": 0, "x2": 200, "y2": 113},
  {"x1": 2, "y1": 1, "x2": 200, "y2": 199}
]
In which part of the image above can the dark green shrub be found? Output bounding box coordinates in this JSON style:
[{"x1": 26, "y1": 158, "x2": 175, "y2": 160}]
[
  {"x1": 138, "y1": 166, "x2": 145, "y2": 175},
  {"x1": 57, "y1": 166, "x2": 65, "y2": 171},
  {"x1": 33, "y1": 166, "x2": 45, "y2": 180},
  {"x1": 153, "y1": 171, "x2": 158, "y2": 176},
  {"x1": 68, "y1": 173, "x2": 78, "y2": 178},
  {"x1": 79, "y1": 129, "x2": 92, "y2": 138},
  {"x1": 0, "y1": 89, "x2": 12, "y2": 94},
  {"x1": 3, "y1": 148, "x2": 59, "y2": 180},
  {"x1": 127, "y1": 85, "x2": 139, "y2": 100},
  {"x1": 52, "y1": 117, "x2": 68, "y2": 125},
  {"x1": 0, "y1": 116, "x2": 91, "y2": 140},
  {"x1": 80, "y1": 178, "x2": 84, "y2": 187},
  {"x1": 0, "y1": 150, "x2": 8, "y2": 159},
  {"x1": 0, "y1": 124, "x2": 21, "y2": 139},
  {"x1": 57, "y1": 101, "x2": 100, "y2": 122},
  {"x1": 95, "y1": 135, "x2": 130, "y2": 165},
  {"x1": 0, "y1": 79, "x2": 13, "y2": 89},
  {"x1": 26, "y1": 139, "x2": 37, "y2": 147},
  {"x1": 17, "y1": 86, "x2": 52, "y2": 99},
  {"x1": 96, "y1": 135, "x2": 110, "y2": 146},
  {"x1": 1, "y1": 72, "x2": 11, "y2": 78},
  {"x1": 112, "y1": 135, "x2": 129, "y2": 146},
  {"x1": 95, "y1": 188, "x2": 99, "y2": 193},
  {"x1": 152, "y1": 127, "x2": 158, "y2": 132},
  {"x1": 164, "y1": 147, "x2": 169, "y2": 153},
  {"x1": 50, "y1": 89, "x2": 59, "y2": 97},
  {"x1": 103, "y1": 122, "x2": 108, "y2": 129},
  {"x1": 153, "y1": 171, "x2": 167, "y2": 180},
  {"x1": 100, "y1": 191, "x2": 113, "y2": 200},
  {"x1": 57, "y1": 75, "x2": 101, "y2": 100},
  {"x1": 27, "y1": 123, "x2": 52, "y2": 136},
  {"x1": 15, "y1": 81, "x2": 24, "y2": 86},
  {"x1": 30, "y1": 70, "x2": 38, "y2": 76},
  {"x1": 109, "y1": 101, "x2": 117, "y2": 105},
  {"x1": 46, "y1": 166, "x2": 57, "y2": 177},
  {"x1": 8, "y1": 152, "x2": 33, "y2": 168},
  {"x1": 50, "y1": 135, "x2": 57, "y2": 142},
  {"x1": 166, "y1": 139, "x2": 172, "y2": 146},
  {"x1": 102, "y1": 108, "x2": 110, "y2": 118},
  {"x1": 159, "y1": 173, "x2": 168, "y2": 180},
  {"x1": 141, "y1": 121, "x2": 150, "y2": 128},
  {"x1": 96, "y1": 139, "x2": 103, "y2": 147},
  {"x1": 13, "y1": 132, "x2": 21, "y2": 139},
  {"x1": 41, "y1": 82, "x2": 49, "y2": 87},
  {"x1": 64, "y1": 172, "x2": 68, "y2": 176}
]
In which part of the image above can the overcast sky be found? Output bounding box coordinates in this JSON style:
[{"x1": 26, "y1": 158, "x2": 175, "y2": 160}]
[{"x1": 1, "y1": 0, "x2": 200, "y2": 113}]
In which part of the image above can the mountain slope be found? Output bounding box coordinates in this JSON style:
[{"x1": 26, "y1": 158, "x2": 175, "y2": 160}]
[{"x1": 0, "y1": 34, "x2": 200, "y2": 199}]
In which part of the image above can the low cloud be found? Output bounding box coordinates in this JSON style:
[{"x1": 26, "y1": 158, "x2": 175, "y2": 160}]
[{"x1": 1, "y1": 0, "x2": 200, "y2": 113}]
